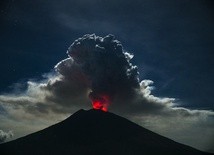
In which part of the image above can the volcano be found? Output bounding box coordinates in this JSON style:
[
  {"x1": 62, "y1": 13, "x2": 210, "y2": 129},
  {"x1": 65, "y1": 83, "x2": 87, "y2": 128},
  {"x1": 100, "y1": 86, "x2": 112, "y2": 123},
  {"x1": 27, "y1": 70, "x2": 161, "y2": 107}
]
[{"x1": 0, "y1": 109, "x2": 211, "y2": 155}]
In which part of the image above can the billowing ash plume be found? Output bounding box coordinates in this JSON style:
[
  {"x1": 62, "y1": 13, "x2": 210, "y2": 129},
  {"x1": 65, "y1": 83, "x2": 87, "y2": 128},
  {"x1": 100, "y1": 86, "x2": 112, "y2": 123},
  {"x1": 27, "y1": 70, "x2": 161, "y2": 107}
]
[{"x1": 55, "y1": 34, "x2": 139, "y2": 111}]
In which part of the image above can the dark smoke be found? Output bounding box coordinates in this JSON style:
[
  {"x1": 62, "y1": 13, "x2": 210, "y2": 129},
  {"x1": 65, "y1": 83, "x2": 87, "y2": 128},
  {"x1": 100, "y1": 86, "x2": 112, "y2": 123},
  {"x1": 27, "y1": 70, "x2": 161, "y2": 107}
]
[{"x1": 56, "y1": 34, "x2": 140, "y2": 108}]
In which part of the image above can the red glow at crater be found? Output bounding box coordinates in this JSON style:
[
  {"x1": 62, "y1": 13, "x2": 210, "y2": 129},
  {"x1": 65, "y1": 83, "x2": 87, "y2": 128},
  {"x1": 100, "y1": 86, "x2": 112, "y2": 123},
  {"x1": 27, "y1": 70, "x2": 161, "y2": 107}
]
[
  {"x1": 89, "y1": 92, "x2": 110, "y2": 112},
  {"x1": 92, "y1": 100, "x2": 108, "y2": 112}
]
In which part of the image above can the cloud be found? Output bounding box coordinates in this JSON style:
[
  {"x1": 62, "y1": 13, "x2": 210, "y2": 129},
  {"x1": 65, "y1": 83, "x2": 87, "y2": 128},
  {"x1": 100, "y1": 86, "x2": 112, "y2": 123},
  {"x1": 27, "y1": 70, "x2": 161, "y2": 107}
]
[
  {"x1": 58, "y1": 34, "x2": 139, "y2": 109},
  {"x1": 0, "y1": 130, "x2": 13, "y2": 143},
  {"x1": 0, "y1": 34, "x2": 213, "y2": 152}
]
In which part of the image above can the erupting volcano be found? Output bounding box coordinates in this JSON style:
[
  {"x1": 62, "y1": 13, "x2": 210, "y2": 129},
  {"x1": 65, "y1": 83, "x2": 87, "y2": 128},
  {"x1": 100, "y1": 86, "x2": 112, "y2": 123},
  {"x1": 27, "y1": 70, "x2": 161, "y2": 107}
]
[
  {"x1": 0, "y1": 109, "x2": 210, "y2": 155},
  {"x1": 89, "y1": 92, "x2": 110, "y2": 112}
]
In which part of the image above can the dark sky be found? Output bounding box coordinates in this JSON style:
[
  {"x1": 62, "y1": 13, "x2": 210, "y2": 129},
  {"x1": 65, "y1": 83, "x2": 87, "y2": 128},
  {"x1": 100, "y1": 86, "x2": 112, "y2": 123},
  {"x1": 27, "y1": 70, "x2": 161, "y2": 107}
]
[{"x1": 0, "y1": 0, "x2": 214, "y2": 110}]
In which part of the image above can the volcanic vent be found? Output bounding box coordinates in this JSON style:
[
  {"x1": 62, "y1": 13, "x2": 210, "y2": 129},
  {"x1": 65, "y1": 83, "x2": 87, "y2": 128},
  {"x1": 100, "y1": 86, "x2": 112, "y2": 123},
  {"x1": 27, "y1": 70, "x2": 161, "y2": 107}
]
[{"x1": 89, "y1": 92, "x2": 110, "y2": 112}]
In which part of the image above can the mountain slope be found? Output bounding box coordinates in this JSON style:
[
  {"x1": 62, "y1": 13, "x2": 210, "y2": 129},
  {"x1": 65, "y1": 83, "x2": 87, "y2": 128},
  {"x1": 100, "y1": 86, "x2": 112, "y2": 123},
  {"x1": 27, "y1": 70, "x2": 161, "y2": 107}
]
[{"x1": 0, "y1": 109, "x2": 211, "y2": 155}]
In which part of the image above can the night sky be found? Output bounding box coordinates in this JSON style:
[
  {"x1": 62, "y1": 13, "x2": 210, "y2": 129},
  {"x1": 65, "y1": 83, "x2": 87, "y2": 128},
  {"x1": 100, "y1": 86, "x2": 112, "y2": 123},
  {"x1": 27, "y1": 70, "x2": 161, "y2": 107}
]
[
  {"x1": 1, "y1": 0, "x2": 214, "y2": 110},
  {"x1": 0, "y1": 0, "x2": 214, "y2": 152}
]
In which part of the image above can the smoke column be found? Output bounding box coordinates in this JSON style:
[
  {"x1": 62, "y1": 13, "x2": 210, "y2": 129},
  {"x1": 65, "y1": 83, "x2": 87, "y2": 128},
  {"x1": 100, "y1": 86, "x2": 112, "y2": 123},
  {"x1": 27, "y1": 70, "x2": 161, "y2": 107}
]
[{"x1": 56, "y1": 34, "x2": 140, "y2": 111}]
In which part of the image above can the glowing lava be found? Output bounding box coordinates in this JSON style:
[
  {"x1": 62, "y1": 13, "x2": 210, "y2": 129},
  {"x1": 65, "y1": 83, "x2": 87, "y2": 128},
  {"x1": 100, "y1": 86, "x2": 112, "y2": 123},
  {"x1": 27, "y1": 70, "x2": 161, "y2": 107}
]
[
  {"x1": 92, "y1": 100, "x2": 108, "y2": 112},
  {"x1": 89, "y1": 92, "x2": 109, "y2": 112}
]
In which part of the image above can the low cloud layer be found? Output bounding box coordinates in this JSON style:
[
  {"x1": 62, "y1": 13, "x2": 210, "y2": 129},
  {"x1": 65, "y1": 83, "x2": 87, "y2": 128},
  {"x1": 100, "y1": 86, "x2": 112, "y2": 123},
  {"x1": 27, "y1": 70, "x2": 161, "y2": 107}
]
[
  {"x1": 0, "y1": 130, "x2": 13, "y2": 143},
  {"x1": 0, "y1": 34, "x2": 213, "y2": 152}
]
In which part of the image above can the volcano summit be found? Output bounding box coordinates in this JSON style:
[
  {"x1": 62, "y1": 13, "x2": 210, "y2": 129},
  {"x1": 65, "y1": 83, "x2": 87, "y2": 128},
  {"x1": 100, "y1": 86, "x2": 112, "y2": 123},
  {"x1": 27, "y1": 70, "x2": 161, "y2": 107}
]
[{"x1": 0, "y1": 109, "x2": 211, "y2": 155}]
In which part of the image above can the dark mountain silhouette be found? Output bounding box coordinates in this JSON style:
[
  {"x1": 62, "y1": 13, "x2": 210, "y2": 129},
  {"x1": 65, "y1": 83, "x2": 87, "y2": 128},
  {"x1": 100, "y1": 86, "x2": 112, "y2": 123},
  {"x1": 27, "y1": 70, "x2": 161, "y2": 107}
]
[{"x1": 0, "y1": 109, "x2": 212, "y2": 155}]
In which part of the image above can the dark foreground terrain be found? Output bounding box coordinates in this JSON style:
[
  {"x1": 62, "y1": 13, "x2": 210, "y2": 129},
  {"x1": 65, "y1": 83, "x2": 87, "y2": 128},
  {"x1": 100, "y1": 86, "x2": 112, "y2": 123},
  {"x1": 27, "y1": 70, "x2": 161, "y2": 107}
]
[{"x1": 0, "y1": 109, "x2": 212, "y2": 155}]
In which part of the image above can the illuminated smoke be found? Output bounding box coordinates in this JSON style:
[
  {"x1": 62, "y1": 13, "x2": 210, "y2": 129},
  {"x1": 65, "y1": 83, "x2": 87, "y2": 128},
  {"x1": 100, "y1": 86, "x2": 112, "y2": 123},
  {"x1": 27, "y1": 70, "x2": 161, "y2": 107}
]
[
  {"x1": 56, "y1": 34, "x2": 140, "y2": 111},
  {"x1": 89, "y1": 92, "x2": 110, "y2": 112}
]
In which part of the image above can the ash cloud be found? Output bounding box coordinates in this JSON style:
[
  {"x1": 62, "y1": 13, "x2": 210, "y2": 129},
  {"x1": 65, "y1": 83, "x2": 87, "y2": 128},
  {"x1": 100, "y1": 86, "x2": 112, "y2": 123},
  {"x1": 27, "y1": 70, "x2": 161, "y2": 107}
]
[
  {"x1": 0, "y1": 34, "x2": 189, "y2": 115},
  {"x1": 0, "y1": 130, "x2": 13, "y2": 143},
  {"x1": 55, "y1": 34, "x2": 139, "y2": 106}
]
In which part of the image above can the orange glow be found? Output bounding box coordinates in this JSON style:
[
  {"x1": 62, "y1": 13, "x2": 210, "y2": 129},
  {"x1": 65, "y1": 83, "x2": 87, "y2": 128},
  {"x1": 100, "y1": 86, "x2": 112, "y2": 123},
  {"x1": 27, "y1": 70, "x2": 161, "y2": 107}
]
[
  {"x1": 92, "y1": 101, "x2": 108, "y2": 112},
  {"x1": 89, "y1": 93, "x2": 109, "y2": 112}
]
